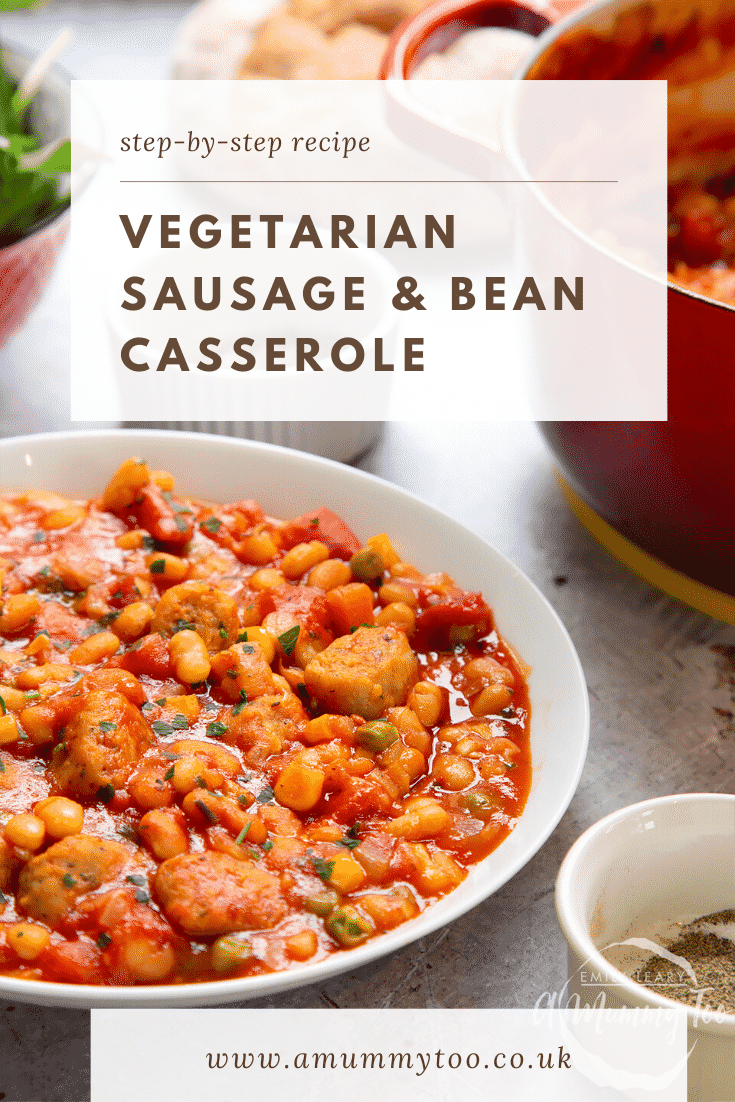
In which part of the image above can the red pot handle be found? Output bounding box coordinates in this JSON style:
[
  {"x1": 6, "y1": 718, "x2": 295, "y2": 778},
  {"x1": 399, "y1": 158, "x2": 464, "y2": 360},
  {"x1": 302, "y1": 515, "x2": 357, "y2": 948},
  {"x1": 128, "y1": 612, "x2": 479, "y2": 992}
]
[{"x1": 380, "y1": 0, "x2": 561, "y2": 80}]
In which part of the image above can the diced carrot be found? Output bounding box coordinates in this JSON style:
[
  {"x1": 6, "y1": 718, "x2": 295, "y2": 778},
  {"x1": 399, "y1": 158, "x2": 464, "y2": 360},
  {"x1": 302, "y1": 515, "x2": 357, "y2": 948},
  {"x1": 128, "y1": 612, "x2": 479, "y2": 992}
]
[{"x1": 326, "y1": 583, "x2": 375, "y2": 634}]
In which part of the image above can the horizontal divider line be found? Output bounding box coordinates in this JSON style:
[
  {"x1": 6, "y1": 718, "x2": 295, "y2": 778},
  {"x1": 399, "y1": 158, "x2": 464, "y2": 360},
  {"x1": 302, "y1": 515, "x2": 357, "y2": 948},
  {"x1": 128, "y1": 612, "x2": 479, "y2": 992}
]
[{"x1": 118, "y1": 179, "x2": 618, "y2": 184}]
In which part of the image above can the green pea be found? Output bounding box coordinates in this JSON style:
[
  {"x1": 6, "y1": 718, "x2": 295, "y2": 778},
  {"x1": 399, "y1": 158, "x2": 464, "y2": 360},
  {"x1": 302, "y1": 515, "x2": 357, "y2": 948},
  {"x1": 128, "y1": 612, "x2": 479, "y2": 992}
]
[
  {"x1": 349, "y1": 547, "x2": 385, "y2": 582},
  {"x1": 357, "y1": 719, "x2": 399, "y2": 753},
  {"x1": 460, "y1": 792, "x2": 499, "y2": 820},
  {"x1": 305, "y1": 889, "x2": 340, "y2": 917},
  {"x1": 326, "y1": 905, "x2": 372, "y2": 947},
  {"x1": 212, "y1": 934, "x2": 253, "y2": 972}
]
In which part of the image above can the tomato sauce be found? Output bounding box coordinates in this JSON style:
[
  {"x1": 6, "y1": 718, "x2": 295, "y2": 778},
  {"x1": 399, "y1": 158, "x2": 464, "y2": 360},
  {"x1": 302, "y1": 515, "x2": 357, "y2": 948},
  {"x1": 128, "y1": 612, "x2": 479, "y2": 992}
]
[{"x1": 0, "y1": 459, "x2": 530, "y2": 986}]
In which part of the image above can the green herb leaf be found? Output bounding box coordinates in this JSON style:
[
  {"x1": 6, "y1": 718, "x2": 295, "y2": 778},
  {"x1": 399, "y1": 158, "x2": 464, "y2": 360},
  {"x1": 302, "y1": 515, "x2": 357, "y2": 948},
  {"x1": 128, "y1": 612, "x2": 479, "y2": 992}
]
[
  {"x1": 96, "y1": 932, "x2": 112, "y2": 950},
  {"x1": 206, "y1": 720, "x2": 228, "y2": 738},
  {"x1": 151, "y1": 720, "x2": 173, "y2": 737},
  {"x1": 98, "y1": 720, "x2": 116, "y2": 733},
  {"x1": 171, "y1": 714, "x2": 189, "y2": 730},
  {"x1": 236, "y1": 631, "x2": 249, "y2": 643},
  {"x1": 232, "y1": 701, "x2": 247, "y2": 717},
  {"x1": 135, "y1": 889, "x2": 150, "y2": 904},
  {"x1": 96, "y1": 783, "x2": 115, "y2": 804},
  {"x1": 172, "y1": 619, "x2": 195, "y2": 634},
  {"x1": 164, "y1": 765, "x2": 175, "y2": 781},
  {"x1": 239, "y1": 644, "x2": 255, "y2": 654},
  {"x1": 63, "y1": 873, "x2": 76, "y2": 889},
  {"x1": 277, "y1": 625, "x2": 300, "y2": 657},
  {"x1": 195, "y1": 798, "x2": 218, "y2": 824},
  {"x1": 126, "y1": 874, "x2": 146, "y2": 886},
  {"x1": 308, "y1": 851, "x2": 335, "y2": 882},
  {"x1": 149, "y1": 559, "x2": 166, "y2": 574},
  {"x1": 201, "y1": 516, "x2": 222, "y2": 534},
  {"x1": 256, "y1": 785, "x2": 274, "y2": 804},
  {"x1": 0, "y1": 695, "x2": 5, "y2": 716},
  {"x1": 262, "y1": 838, "x2": 273, "y2": 852},
  {"x1": 235, "y1": 823, "x2": 251, "y2": 846}
]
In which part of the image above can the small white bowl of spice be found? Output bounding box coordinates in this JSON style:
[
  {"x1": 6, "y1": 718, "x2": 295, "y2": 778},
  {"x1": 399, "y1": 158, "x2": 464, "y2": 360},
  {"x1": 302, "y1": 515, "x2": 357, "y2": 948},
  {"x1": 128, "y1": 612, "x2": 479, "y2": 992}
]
[{"x1": 555, "y1": 793, "x2": 735, "y2": 1102}]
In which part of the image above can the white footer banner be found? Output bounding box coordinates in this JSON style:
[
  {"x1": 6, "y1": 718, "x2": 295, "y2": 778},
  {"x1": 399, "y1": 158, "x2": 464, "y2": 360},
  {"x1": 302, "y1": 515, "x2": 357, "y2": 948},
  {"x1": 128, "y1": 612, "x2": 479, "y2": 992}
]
[{"x1": 90, "y1": 1007, "x2": 687, "y2": 1101}]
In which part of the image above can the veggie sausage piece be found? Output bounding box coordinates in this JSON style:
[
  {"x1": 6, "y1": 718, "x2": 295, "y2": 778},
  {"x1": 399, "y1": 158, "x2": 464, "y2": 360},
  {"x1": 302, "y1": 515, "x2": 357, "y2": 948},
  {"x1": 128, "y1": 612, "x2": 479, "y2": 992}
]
[
  {"x1": 52, "y1": 690, "x2": 155, "y2": 799},
  {"x1": 150, "y1": 581, "x2": 239, "y2": 652},
  {"x1": 17, "y1": 835, "x2": 132, "y2": 926},
  {"x1": 304, "y1": 625, "x2": 418, "y2": 719},
  {"x1": 154, "y1": 851, "x2": 287, "y2": 937}
]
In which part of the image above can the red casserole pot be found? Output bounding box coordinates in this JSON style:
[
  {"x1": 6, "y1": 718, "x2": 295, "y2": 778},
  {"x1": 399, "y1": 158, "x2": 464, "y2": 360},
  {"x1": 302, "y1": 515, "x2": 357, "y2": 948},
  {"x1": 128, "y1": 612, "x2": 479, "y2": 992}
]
[{"x1": 382, "y1": 0, "x2": 735, "y2": 621}]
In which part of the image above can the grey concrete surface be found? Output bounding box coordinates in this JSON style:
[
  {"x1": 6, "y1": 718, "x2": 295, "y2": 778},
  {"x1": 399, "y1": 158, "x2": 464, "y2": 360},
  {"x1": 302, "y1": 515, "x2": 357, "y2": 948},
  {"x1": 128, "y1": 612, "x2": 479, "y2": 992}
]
[{"x1": 1, "y1": 3, "x2": 734, "y2": 1100}]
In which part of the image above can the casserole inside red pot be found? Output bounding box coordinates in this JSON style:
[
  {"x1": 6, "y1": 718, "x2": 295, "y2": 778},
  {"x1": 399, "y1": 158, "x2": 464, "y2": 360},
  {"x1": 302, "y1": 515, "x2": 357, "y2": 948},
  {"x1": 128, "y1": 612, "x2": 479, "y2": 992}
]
[{"x1": 525, "y1": 0, "x2": 735, "y2": 308}]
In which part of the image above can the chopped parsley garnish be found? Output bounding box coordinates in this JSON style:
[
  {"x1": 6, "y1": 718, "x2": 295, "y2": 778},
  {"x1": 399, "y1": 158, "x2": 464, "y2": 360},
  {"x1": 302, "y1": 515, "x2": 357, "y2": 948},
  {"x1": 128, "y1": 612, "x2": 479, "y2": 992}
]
[
  {"x1": 308, "y1": 852, "x2": 335, "y2": 882},
  {"x1": 235, "y1": 823, "x2": 251, "y2": 846},
  {"x1": 504, "y1": 761, "x2": 517, "y2": 770},
  {"x1": 117, "y1": 824, "x2": 136, "y2": 840},
  {"x1": 206, "y1": 721, "x2": 228, "y2": 738},
  {"x1": 173, "y1": 515, "x2": 189, "y2": 532},
  {"x1": 239, "y1": 644, "x2": 255, "y2": 654},
  {"x1": 236, "y1": 631, "x2": 249, "y2": 643},
  {"x1": 142, "y1": 535, "x2": 156, "y2": 551},
  {"x1": 32, "y1": 530, "x2": 46, "y2": 542},
  {"x1": 237, "y1": 773, "x2": 253, "y2": 785},
  {"x1": 96, "y1": 932, "x2": 112, "y2": 950},
  {"x1": 126, "y1": 874, "x2": 146, "y2": 886},
  {"x1": 134, "y1": 890, "x2": 150, "y2": 904},
  {"x1": 202, "y1": 700, "x2": 219, "y2": 712},
  {"x1": 296, "y1": 683, "x2": 309, "y2": 700},
  {"x1": 194, "y1": 776, "x2": 208, "y2": 789},
  {"x1": 232, "y1": 700, "x2": 247, "y2": 717},
  {"x1": 195, "y1": 799, "x2": 218, "y2": 824},
  {"x1": 0, "y1": 695, "x2": 5, "y2": 716},
  {"x1": 262, "y1": 839, "x2": 273, "y2": 852},
  {"x1": 256, "y1": 785, "x2": 274, "y2": 804},
  {"x1": 23, "y1": 691, "x2": 40, "y2": 701},
  {"x1": 63, "y1": 873, "x2": 76, "y2": 889},
  {"x1": 226, "y1": 670, "x2": 238, "y2": 679},
  {"x1": 33, "y1": 763, "x2": 46, "y2": 774},
  {"x1": 218, "y1": 624, "x2": 228, "y2": 640},
  {"x1": 237, "y1": 794, "x2": 250, "y2": 807},
  {"x1": 201, "y1": 516, "x2": 222, "y2": 534},
  {"x1": 155, "y1": 697, "x2": 167, "y2": 706},
  {"x1": 309, "y1": 516, "x2": 320, "y2": 526},
  {"x1": 96, "y1": 783, "x2": 115, "y2": 803},
  {"x1": 162, "y1": 751, "x2": 180, "y2": 761},
  {"x1": 163, "y1": 765, "x2": 175, "y2": 781},
  {"x1": 39, "y1": 565, "x2": 50, "y2": 577},
  {"x1": 172, "y1": 619, "x2": 195, "y2": 634},
  {"x1": 149, "y1": 559, "x2": 166, "y2": 574},
  {"x1": 277, "y1": 625, "x2": 300, "y2": 656},
  {"x1": 141, "y1": 702, "x2": 155, "y2": 712},
  {"x1": 96, "y1": 611, "x2": 117, "y2": 628},
  {"x1": 171, "y1": 714, "x2": 189, "y2": 730},
  {"x1": 98, "y1": 721, "x2": 116, "y2": 733},
  {"x1": 151, "y1": 720, "x2": 174, "y2": 737},
  {"x1": 0, "y1": 761, "x2": 5, "y2": 773}
]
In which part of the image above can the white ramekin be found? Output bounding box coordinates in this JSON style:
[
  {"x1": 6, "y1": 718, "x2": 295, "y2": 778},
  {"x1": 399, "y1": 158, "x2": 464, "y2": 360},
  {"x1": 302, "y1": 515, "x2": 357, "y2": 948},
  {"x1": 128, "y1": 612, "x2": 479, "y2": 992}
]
[{"x1": 555, "y1": 793, "x2": 735, "y2": 1102}]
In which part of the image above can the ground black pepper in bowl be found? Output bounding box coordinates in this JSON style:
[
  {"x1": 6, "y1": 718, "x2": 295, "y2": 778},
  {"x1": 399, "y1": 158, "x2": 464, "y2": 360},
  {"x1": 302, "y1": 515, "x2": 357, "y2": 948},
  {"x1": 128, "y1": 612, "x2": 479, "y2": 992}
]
[{"x1": 633, "y1": 909, "x2": 735, "y2": 1014}]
